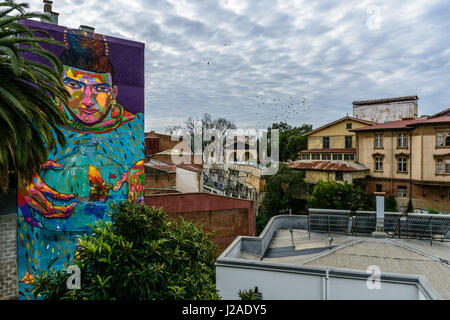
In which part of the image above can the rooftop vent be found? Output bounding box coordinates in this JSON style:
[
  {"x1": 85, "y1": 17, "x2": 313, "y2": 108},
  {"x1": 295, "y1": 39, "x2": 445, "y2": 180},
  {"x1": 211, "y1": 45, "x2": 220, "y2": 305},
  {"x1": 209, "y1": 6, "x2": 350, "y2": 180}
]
[
  {"x1": 79, "y1": 25, "x2": 95, "y2": 33},
  {"x1": 41, "y1": 0, "x2": 59, "y2": 25}
]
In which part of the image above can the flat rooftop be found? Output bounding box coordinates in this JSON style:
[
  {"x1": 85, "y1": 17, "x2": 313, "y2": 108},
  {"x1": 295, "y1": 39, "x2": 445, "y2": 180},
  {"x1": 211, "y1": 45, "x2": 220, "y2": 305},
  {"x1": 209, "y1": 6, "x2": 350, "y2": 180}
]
[{"x1": 239, "y1": 228, "x2": 450, "y2": 299}]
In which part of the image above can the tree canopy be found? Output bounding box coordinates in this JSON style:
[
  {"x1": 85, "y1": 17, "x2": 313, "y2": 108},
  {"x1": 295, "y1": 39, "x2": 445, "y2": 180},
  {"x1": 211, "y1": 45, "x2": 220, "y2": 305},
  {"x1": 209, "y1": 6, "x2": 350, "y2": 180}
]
[
  {"x1": 308, "y1": 180, "x2": 369, "y2": 211},
  {"x1": 257, "y1": 164, "x2": 307, "y2": 234},
  {"x1": 269, "y1": 122, "x2": 312, "y2": 162},
  {"x1": 0, "y1": 0, "x2": 70, "y2": 191}
]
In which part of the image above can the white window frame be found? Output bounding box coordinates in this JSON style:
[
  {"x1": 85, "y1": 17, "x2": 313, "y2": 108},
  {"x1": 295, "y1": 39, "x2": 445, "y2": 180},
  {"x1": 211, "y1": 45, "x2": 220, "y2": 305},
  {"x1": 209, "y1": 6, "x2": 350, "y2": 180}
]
[
  {"x1": 375, "y1": 134, "x2": 383, "y2": 148},
  {"x1": 437, "y1": 159, "x2": 443, "y2": 174},
  {"x1": 398, "y1": 157, "x2": 407, "y2": 173},
  {"x1": 398, "y1": 186, "x2": 407, "y2": 198},
  {"x1": 398, "y1": 133, "x2": 407, "y2": 148},
  {"x1": 344, "y1": 154, "x2": 355, "y2": 161},
  {"x1": 446, "y1": 159, "x2": 450, "y2": 174},
  {"x1": 437, "y1": 132, "x2": 444, "y2": 147},
  {"x1": 375, "y1": 157, "x2": 383, "y2": 171}
]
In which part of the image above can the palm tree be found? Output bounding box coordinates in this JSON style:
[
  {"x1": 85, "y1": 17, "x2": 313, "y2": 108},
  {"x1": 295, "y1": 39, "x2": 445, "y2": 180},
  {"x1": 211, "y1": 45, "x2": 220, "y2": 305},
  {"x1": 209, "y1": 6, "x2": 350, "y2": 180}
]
[{"x1": 0, "y1": 0, "x2": 69, "y2": 191}]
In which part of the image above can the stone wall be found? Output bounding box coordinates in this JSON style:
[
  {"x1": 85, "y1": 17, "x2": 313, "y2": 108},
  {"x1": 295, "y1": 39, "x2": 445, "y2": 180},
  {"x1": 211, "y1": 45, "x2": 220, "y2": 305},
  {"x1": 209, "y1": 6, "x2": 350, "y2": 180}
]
[{"x1": 0, "y1": 214, "x2": 18, "y2": 300}]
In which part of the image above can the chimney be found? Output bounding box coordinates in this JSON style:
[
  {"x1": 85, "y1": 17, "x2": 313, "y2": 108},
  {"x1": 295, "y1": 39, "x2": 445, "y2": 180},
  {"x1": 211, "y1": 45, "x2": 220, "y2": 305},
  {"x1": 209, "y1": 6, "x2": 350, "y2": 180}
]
[
  {"x1": 41, "y1": 0, "x2": 59, "y2": 25},
  {"x1": 79, "y1": 25, "x2": 95, "y2": 33},
  {"x1": 372, "y1": 192, "x2": 388, "y2": 238}
]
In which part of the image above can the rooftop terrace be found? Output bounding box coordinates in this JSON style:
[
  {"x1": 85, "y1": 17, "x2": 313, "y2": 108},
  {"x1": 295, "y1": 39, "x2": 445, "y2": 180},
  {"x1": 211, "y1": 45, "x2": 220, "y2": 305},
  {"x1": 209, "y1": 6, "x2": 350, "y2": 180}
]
[{"x1": 217, "y1": 213, "x2": 450, "y2": 300}]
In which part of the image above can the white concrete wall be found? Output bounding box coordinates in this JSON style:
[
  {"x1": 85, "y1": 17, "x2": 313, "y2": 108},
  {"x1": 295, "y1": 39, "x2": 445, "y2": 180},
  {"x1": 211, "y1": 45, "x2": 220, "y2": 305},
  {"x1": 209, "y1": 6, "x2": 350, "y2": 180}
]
[
  {"x1": 353, "y1": 102, "x2": 417, "y2": 123},
  {"x1": 216, "y1": 264, "x2": 424, "y2": 300},
  {"x1": 176, "y1": 167, "x2": 200, "y2": 193},
  {"x1": 216, "y1": 265, "x2": 323, "y2": 300}
]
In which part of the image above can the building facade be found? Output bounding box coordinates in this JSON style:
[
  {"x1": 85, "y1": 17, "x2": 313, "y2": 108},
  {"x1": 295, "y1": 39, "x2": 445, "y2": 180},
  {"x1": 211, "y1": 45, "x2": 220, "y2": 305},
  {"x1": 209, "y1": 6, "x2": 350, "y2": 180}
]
[
  {"x1": 299, "y1": 116, "x2": 376, "y2": 162},
  {"x1": 352, "y1": 96, "x2": 419, "y2": 123},
  {"x1": 292, "y1": 116, "x2": 372, "y2": 187},
  {"x1": 352, "y1": 116, "x2": 450, "y2": 211}
]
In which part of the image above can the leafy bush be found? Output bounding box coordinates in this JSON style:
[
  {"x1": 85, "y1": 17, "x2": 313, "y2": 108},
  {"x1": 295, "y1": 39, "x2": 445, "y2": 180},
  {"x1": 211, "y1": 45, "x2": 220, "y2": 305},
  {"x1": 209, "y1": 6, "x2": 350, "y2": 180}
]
[
  {"x1": 31, "y1": 201, "x2": 220, "y2": 300},
  {"x1": 308, "y1": 180, "x2": 367, "y2": 211},
  {"x1": 406, "y1": 198, "x2": 414, "y2": 213},
  {"x1": 238, "y1": 288, "x2": 259, "y2": 300},
  {"x1": 385, "y1": 195, "x2": 397, "y2": 212}
]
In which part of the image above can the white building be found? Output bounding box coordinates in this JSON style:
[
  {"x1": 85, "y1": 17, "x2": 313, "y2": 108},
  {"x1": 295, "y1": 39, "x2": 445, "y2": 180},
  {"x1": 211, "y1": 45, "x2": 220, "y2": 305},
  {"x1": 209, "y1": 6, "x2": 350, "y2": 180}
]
[
  {"x1": 216, "y1": 213, "x2": 450, "y2": 300},
  {"x1": 352, "y1": 96, "x2": 419, "y2": 123}
]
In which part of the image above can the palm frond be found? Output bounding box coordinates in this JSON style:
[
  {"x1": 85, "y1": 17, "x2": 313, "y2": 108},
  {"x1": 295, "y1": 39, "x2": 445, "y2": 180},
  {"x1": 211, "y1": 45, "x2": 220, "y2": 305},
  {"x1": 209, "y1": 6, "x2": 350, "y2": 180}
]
[{"x1": 0, "y1": 0, "x2": 69, "y2": 191}]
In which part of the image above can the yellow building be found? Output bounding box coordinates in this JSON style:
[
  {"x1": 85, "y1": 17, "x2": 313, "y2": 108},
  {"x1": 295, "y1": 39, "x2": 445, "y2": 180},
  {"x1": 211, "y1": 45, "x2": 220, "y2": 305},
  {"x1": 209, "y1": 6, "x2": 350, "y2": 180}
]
[
  {"x1": 290, "y1": 116, "x2": 373, "y2": 188},
  {"x1": 352, "y1": 115, "x2": 450, "y2": 212},
  {"x1": 299, "y1": 116, "x2": 376, "y2": 161}
]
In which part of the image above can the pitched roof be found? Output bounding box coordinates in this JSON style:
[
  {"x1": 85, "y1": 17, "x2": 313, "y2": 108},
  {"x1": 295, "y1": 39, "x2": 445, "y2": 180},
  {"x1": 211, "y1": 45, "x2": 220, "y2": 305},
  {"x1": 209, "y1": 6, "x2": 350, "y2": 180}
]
[
  {"x1": 351, "y1": 115, "x2": 450, "y2": 132},
  {"x1": 352, "y1": 96, "x2": 418, "y2": 106},
  {"x1": 287, "y1": 160, "x2": 369, "y2": 172},
  {"x1": 177, "y1": 164, "x2": 203, "y2": 173},
  {"x1": 144, "y1": 162, "x2": 176, "y2": 173},
  {"x1": 303, "y1": 116, "x2": 377, "y2": 136},
  {"x1": 429, "y1": 108, "x2": 450, "y2": 118}
]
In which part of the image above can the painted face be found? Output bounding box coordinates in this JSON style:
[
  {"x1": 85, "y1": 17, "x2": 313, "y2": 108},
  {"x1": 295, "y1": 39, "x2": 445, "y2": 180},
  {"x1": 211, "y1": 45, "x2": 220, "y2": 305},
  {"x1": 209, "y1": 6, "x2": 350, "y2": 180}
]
[{"x1": 61, "y1": 66, "x2": 117, "y2": 125}]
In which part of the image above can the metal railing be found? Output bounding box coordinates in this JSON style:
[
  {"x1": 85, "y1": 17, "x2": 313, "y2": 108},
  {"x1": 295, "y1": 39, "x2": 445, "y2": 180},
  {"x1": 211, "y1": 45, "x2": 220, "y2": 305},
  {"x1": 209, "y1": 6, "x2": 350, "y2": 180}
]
[{"x1": 308, "y1": 209, "x2": 450, "y2": 245}]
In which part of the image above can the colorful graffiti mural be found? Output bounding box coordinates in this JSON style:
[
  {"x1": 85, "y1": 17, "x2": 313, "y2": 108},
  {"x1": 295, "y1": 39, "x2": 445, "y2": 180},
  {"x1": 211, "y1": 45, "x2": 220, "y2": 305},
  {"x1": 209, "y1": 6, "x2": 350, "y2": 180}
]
[{"x1": 17, "y1": 22, "x2": 145, "y2": 299}]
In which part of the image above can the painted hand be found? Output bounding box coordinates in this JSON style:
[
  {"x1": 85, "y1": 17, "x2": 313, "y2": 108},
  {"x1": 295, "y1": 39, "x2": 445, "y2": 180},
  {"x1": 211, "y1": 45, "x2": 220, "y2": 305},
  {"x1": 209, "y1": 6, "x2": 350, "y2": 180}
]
[
  {"x1": 113, "y1": 160, "x2": 145, "y2": 203},
  {"x1": 18, "y1": 161, "x2": 78, "y2": 229}
]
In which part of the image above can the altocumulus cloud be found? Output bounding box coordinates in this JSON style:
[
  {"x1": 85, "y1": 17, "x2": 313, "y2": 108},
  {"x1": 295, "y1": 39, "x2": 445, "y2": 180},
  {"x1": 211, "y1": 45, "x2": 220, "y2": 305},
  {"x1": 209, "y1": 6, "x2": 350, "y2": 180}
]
[{"x1": 27, "y1": 0, "x2": 450, "y2": 132}]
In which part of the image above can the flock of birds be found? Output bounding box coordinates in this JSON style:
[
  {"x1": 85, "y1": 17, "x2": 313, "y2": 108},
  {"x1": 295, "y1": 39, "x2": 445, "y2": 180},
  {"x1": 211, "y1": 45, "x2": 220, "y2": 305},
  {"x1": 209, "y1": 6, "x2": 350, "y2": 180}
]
[{"x1": 254, "y1": 95, "x2": 312, "y2": 129}]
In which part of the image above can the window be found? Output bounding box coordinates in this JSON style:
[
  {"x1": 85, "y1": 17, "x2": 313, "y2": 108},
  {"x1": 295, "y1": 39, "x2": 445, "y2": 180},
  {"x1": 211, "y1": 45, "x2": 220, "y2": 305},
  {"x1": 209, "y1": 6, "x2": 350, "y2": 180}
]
[
  {"x1": 376, "y1": 184, "x2": 383, "y2": 192},
  {"x1": 301, "y1": 154, "x2": 310, "y2": 160},
  {"x1": 398, "y1": 133, "x2": 407, "y2": 148},
  {"x1": 375, "y1": 134, "x2": 383, "y2": 148},
  {"x1": 437, "y1": 132, "x2": 443, "y2": 147},
  {"x1": 398, "y1": 186, "x2": 407, "y2": 198},
  {"x1": 375, "y1": 157, "x2": 383, "y2": 171},
  {"x1": 335, "y1": 171, "x2": 343, "y2": 181},
  {"x1": 323, "y1": 137, "x2": 330, "y2": 149},
  {"x1": 346, "y1": 123, "x2": 352, "y2": 129},
  {"x1": 437, "y1": 132, "x2": 450, "y2": 147},
  {"x1": 436, "y1": 159, "x2": 443, "y2": 174},
  {"x1": 322, "y1": 153, "x2": 331, "y2": 160},
  {"x1": 311, "y1": 153, "x2": 321, "y2": 160},
  {"x1": 344, "y1": 154, "x2": 355, "y2": 161},
  {"x1": 446, "y1": 159, "x2": 450, "y2": 174},
  {"x1": 398, "y1": 157, "x2": 407, "y2": 173},
  {"x1": 345, "y1": 136, "x2": 353, "y2": 149},
  {"x1": 333, "y1": 154, "x2": 343, "y2": 160}
]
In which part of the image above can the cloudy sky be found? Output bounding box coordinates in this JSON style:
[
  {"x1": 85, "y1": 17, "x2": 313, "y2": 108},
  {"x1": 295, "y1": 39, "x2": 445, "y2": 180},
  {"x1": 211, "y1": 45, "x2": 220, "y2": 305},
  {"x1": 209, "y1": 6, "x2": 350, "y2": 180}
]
[{"x1": 27, "y1": 0, "x2": 450, "y2": 132}]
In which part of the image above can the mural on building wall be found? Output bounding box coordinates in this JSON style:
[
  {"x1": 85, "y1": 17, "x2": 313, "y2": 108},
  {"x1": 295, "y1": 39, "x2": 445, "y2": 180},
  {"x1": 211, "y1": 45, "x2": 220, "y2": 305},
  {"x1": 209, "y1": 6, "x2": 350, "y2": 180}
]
[{"x1": 17, "y1": 23, "x2": 145, "y2": 299}]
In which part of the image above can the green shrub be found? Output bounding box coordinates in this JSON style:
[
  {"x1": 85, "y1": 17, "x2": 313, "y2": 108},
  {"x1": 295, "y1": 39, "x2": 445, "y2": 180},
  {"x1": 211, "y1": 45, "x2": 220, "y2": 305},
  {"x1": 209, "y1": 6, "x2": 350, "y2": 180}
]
[
  {"x1": 308, "y1": 180, "x2": 367, "y2": 211},
  {"x1": 406, "y1": 198, "x2": 414, "y2": 213},
  {"x1": 31, "y1": 201, "x2": 220, "y2": 300},
  {"x1": 385, "y1": 196, "x2": 397, "y2": 212},
  {"x1": 238, "y1": 288, "x2": 258, "y2": 300}
]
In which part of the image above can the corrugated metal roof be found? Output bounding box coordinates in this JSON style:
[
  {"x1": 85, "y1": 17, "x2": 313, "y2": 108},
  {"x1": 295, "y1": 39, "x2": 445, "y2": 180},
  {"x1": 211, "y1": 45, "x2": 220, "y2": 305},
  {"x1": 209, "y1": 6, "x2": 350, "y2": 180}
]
[
  {"x1": 144, "y1": 162, "x2": 176, "y2": 173},
  {"x1": 287, "y1": 160, "x2": 369, "y2": 172},
  {"x1": 177, "y1": 164, "x2": 203, "y2": 173},
  {"x1": 304, "y1": 240, "x2": 450, "y2": 299}
]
